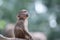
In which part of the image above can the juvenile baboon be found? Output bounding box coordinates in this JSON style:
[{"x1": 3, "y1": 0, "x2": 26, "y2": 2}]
[{"x1": 14, "y1": 9, "x2": 33, "y2": 40}]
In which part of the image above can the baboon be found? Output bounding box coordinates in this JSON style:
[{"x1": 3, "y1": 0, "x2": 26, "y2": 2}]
[{"x1": 14, "y1": 9, "x2": 33, "y2": 40}]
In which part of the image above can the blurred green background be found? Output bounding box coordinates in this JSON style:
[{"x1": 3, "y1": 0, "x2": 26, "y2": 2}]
[{"x1": 0, "y1": 0, "x2": 60, "y2": 40}]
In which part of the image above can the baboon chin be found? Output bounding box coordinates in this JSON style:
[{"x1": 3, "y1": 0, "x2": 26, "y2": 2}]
[{"x1": 14, "y1": 9, "x2": 33, "y2": 40}]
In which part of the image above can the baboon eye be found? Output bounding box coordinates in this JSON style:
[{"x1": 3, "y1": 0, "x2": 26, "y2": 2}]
[{"x1": 24, "y1": 11, "x2": 27, "y2": 13}]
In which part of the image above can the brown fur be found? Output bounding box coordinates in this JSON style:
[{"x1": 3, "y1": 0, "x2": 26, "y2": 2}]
[{"x1": 14, "y1": 9, "x2": 33, "y2": 40}]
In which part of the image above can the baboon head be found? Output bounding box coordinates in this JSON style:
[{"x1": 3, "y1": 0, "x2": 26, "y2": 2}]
[{"x1": 17, "y1": 9, "x2": 28, "y2": 20}]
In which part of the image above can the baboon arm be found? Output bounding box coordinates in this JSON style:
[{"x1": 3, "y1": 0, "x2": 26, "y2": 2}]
[{"x1": 24, "y1": 30, "x2": 32, "y2": 38}]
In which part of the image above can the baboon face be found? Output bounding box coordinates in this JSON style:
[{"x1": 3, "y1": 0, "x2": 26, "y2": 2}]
[{"x1": 17, "y1": 9, "x2": 28, "y2": 20}]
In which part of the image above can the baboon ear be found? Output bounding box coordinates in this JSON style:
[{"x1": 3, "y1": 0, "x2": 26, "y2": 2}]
[
  {"x1": 26, "y1": 14, "x2": 28, "y2": 17},
  {"x1": 17, "y1": 15, "x2": 20, "y2": 17}
]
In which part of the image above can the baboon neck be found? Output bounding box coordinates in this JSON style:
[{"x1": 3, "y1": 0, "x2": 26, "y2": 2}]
[{"x1": 16, "y1": 20, "x2": 25, "y2": 28}]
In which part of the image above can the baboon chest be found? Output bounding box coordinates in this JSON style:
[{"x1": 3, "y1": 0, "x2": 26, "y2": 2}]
[{"x1": 14, "y1": 21, "x2": 26, "y2": 38}]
